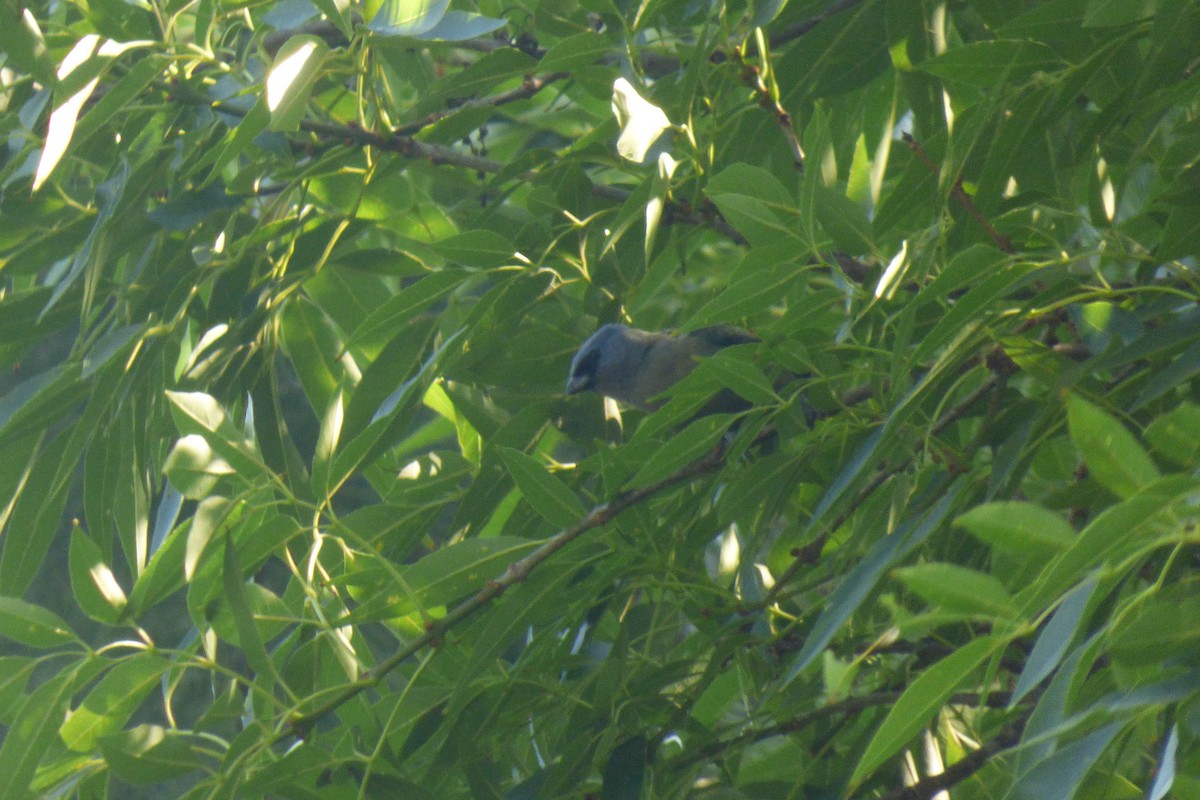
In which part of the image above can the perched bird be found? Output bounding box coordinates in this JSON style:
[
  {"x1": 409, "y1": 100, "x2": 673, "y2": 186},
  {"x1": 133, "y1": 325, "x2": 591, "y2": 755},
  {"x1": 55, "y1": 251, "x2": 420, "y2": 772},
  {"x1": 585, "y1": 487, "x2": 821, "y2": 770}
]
[{"x1": 565, "y1": 323, "x2": 760, "y2": 411}]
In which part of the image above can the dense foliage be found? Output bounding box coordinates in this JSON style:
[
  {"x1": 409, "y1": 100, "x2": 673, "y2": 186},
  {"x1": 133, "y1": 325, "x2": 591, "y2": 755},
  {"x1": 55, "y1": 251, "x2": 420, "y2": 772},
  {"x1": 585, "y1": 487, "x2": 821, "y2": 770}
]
[{"x1": 1, "y1": 0, "x2": 1199, "y2": 797}]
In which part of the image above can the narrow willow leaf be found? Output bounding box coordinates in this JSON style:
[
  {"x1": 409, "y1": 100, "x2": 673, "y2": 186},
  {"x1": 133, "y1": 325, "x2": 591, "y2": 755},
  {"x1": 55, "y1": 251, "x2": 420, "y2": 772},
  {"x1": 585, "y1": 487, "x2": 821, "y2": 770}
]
[
  {"x1": 369, "y1": 0, "x2": 450, "y2": 36},
  {"x1": 629, "y1": 414, "x2": 732, "y2": 488},
  {"x1": 33, "y1": 35, "x2": 101, "y2": 192},
  {"x1": 0, "y1": 597, "x2": 78, "y2": 648},
  {"x1": 1067, "y1": 394, "x2": 1160, "y2": 498},
  {"x1": 611, "y1": 78, "x2": 671, "y2": 164},
  {"x1": 539, "y1": 31, "x2": 609, "y2": 71},
  {"x1": 0, "y1": 671, "x2": 76, "y2": 800},
  {"x1": 850, "y1": 635, "x2": 1003, "y2": 788},
  {"x1": 68, "y1": 527, "x2": 127, "y2": 623},
  {"x1": 894, "y1": 562, "x2": 1018, "y2": 620},
  {"x1": 348, "y1": 271, "x2": 467, "y2": 349},
  {"x1": 498, "y1": 447, "x2": 586, "y2": 528},
  {"x1": 601, "y1": 735, "x2": 646, "y2": 800},
  {"x1": 1147, "y1": 724, "x2": 1179, "y2": 800},
  {"x1": 265, "y1": 35, "x2": 329, "y2": 131},
  {"x1": 99, "y1": 725, "x2": 212, "y2": 785},
  {"x1": 408, "y1": 11, "x2": 506, "y2": 41},
  {"x1": 1011, "y1": 576, "x2": 1098, "y2": 706},
  {"x1": 1011, "y1": 721, "x2": 1123, "y2": 800},
  {"x1": 955, "y1": 501, "x2": 1076, "y2": 558},
  {"x1": 344, "y1": 536, "x2": 540, "y2": 621},
  {"x1": 221, "y1": 536, "x2": 277, "y2": 685},
  {"x1": 1145, "y1": 402, "x2": 1200, "y2": 466},
  {"x1": 59, "y1": 654, "x2": 166, "y2": 751}
]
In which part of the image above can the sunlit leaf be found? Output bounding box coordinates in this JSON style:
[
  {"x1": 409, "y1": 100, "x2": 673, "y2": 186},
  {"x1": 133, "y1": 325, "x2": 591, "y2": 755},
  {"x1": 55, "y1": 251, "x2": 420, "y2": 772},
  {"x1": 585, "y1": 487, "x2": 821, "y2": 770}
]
[{"x1": 265, "y1": 35, "x2": 329, "y2": 131}]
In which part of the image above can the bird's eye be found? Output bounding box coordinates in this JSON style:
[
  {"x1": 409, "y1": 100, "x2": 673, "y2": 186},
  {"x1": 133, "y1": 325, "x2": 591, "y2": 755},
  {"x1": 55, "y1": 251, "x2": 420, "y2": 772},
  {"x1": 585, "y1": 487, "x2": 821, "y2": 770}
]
[{"x1": 574, "y1": 348, "x2": 600, "y2": 378}]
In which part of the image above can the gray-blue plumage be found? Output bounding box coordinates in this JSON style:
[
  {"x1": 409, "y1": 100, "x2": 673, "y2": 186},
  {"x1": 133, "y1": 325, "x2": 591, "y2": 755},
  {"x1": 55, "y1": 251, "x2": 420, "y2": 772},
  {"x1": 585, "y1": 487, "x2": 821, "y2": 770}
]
[{"x1": 565, "y1": 324, "x2": 758, "y2": 410}]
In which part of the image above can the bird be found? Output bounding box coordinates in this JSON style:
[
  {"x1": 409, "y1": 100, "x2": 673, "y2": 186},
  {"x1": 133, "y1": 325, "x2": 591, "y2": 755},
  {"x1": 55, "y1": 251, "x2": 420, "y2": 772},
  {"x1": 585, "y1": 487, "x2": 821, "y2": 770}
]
[{"x1": 565, "y1": 323, "x2": 761, "y2": 411}]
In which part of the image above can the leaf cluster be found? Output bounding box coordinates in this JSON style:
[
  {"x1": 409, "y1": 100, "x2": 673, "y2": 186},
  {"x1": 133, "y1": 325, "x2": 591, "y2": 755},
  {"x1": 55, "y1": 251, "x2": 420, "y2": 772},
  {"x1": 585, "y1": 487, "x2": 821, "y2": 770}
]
[{"x1": 1, "y1": 0, "x2": 1199, "y2": 798}]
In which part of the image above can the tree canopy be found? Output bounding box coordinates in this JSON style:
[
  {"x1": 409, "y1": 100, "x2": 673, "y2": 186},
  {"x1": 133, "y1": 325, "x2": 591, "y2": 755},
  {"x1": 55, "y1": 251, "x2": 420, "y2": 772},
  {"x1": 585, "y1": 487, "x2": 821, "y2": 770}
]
[{"x1": 1, "y1": 0, "x2": 1199, "y2": 797}]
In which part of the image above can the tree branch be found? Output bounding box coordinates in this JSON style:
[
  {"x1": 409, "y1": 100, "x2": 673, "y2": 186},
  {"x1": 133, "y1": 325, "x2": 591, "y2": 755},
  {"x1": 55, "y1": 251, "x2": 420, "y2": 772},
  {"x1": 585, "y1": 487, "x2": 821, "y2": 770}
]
[
  {"x1": 686, "y1": 691, "x2": 1015, "y2": 765},
  {"x1": 901, "y1": 133, "x2": 1013, "y2": 253},
  {"x1": 732, "y1": 43, "x2": 804, "y2": 171},
  {"x1": 286, "y1": 437, "x2": 735, "y2": 739},
  {"x1": 872, "y1": 726, "x2": 1023, "y2": 800},
  {"x1": 766, "y1": 369, "x2": 1005, "y2": 598}
]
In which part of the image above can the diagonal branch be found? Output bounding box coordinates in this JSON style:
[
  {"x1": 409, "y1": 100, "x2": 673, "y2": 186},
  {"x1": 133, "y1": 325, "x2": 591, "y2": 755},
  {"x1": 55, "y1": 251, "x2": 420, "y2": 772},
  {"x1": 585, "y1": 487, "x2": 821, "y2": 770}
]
[
  {"x1": 765, "y1": 368, "x2": 1006, "y2": 600},
  {"x1": 286, "y1": 436, "x2": 734, "y2": 739},
  {"x1": 902, "y1": 133, "x2": 1013, "y2": 253}
]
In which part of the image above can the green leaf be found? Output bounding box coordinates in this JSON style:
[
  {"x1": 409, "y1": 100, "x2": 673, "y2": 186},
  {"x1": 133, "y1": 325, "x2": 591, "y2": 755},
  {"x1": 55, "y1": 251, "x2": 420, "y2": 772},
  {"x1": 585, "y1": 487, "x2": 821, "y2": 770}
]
[
  {"x1": 783, "y1": 485, "x2": 966, "y2": 683},
  {"x1": 1083, "y1": 0, "x2": 1157, "y2": 27},
  {"x1": 540, "y1": 31, "x2": 610, "y2": 72},
  {"x1": 99, "y1": 725, "x2": 211, "y2": 785},
  {"x1": 497, "y1": 447, "x2": 586, "y2": 528},
  {"x1": 0, "y1": 670, "x2": 77, "y2": 800},
  {"x1": 850, "y1": 635, "x2": 1004, "y2": 788},
  {"x1": 696, "y1": 350, "x2": 779, "y2": 406},
  {"x1": 955, "y1": 502, "x2": 1076, "y2": 559},
  {"x1": 630, "y1": 414, "x2": 732, "y2": 488},
  {"x1": 918, "y1": 40, "x2": 1064, "y2": 88},
  {"x1": 813, "y1": 185, "x2": 874, "y2": 254},
  {"x1": 0, "y1": 434, "x2": 76, "y2": 597},
  {"x1": 1147, "y1": 725, "x2": 1178, "y2": 800},
  {"x1": 0, "y1": 4, "x2": 58, "y2": 87},
  {"x1": 611, "y1": 77, "x2": 672, "y2": 164},
  {"x1": 894, "y1": 562, "x2": 1018, "y2": 620},
  {"x1": 368, "y1": 0, "x2": 449, "y2": 36},
  {"x1": 1109, "y1": 589, "x2": 1200, "y2": 666},
  {"x1": 265, "y1": 35, "x2": 329, "y2": 132},
  {"x1": 68, "y1": 527, "x2": 127, "y2": 623},
  {"x1": 345, "y1": 536, "x2": 540, "y2": 620},
  {"x1": 1011, "y1": 576, "x2": 1098, "y2": 706},
  {"x1": 404, "y1": 10, "x2": 506, "y2": 41},
  {"x1": 207, "y1": 98, "x2": 270, "y2": 182},
  {"x1": 0, "y1": 365, "x2": 75, "y2": 443},
  {"x1": 1017, "y1": 477, "x2": 1197, "y2": 617},
  {"x1": 280, "y1": 298, "x2": 345, "y2": 414},
  {"x1": 60, "y1": 654, "x2": 166, "y2": 751},
  {"x1": 1131, "y1": 337, "x2": 1200, "y2": 411},
  {"x1": 220, "y1": 535, "x2": 278, "y2": 685},
  {"x1": 146, "y1": 184, "x2": 242, "y2": 232},
  {"x1": 683, "y1": 241, "x2": 804, "y2": 329},
  {"x1": 0, "y1": 597, "x2": 77, "y2": 648},
  {"x1": 185, "y1": 496, "x2": 231, "y2": 581},
  {"x1": 601, "y1": 735, "x2": 646, "y2": 800},
  {"x1": 164, "y1": 391, "x2": 264, "y2": 478},
  {"x1": 1145, "y1": 402, "x2": 1200, "y2": 466},
  {"x1": 1011, "y1": 722, "x2": 1124, "y2": 800},
  {"x1": 163, "y1": 434, "x2": 235, "y2": 500},
  {"x1": 348, "y1": 271, "x2": 467, "y2": 348},
  {"x1": 428, "y1": 47, "x2": 537, "y2": 105},
  {"x1": 429, "y1": 231, "x2": 514, "y2": 268},
  {"x1": 912, "y1": 263, "x2": 1040, "y2": 364},
  {"x1": 33, "y1": 35, "x2": 104, "y2": 192},
  {"x1": 705, "y1": 164, "x2": 802, "y2": 247},
  {"x1": 1067, "y1": 394, "x2": 1160, "y2": 498},
  {"x1": 311, "y1": 390, "x2": 344, "y2": 497}
]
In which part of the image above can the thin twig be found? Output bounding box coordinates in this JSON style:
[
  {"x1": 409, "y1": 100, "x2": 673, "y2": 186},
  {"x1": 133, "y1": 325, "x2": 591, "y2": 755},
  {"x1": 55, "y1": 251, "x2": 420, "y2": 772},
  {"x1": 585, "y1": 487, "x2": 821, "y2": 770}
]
[
  {"x1": 902, "y1": 133, "x2": 1013, "y2": 253},
  {"x1": 391, "y1": 72, "x2": 569, "y2": 136},
  {"x1": 731, "y1": 44, "x2": 804, "y2": 171},
  {"x1": 686, "y1": 691, "x2": 1014, "y2": 765}
]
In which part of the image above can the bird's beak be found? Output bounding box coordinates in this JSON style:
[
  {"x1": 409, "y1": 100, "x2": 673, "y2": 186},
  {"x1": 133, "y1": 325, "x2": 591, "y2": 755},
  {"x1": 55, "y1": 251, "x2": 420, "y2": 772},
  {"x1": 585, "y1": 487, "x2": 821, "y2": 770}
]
[{"x1": 565, "y1": 375, "x2": 589, "y2": 395}]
